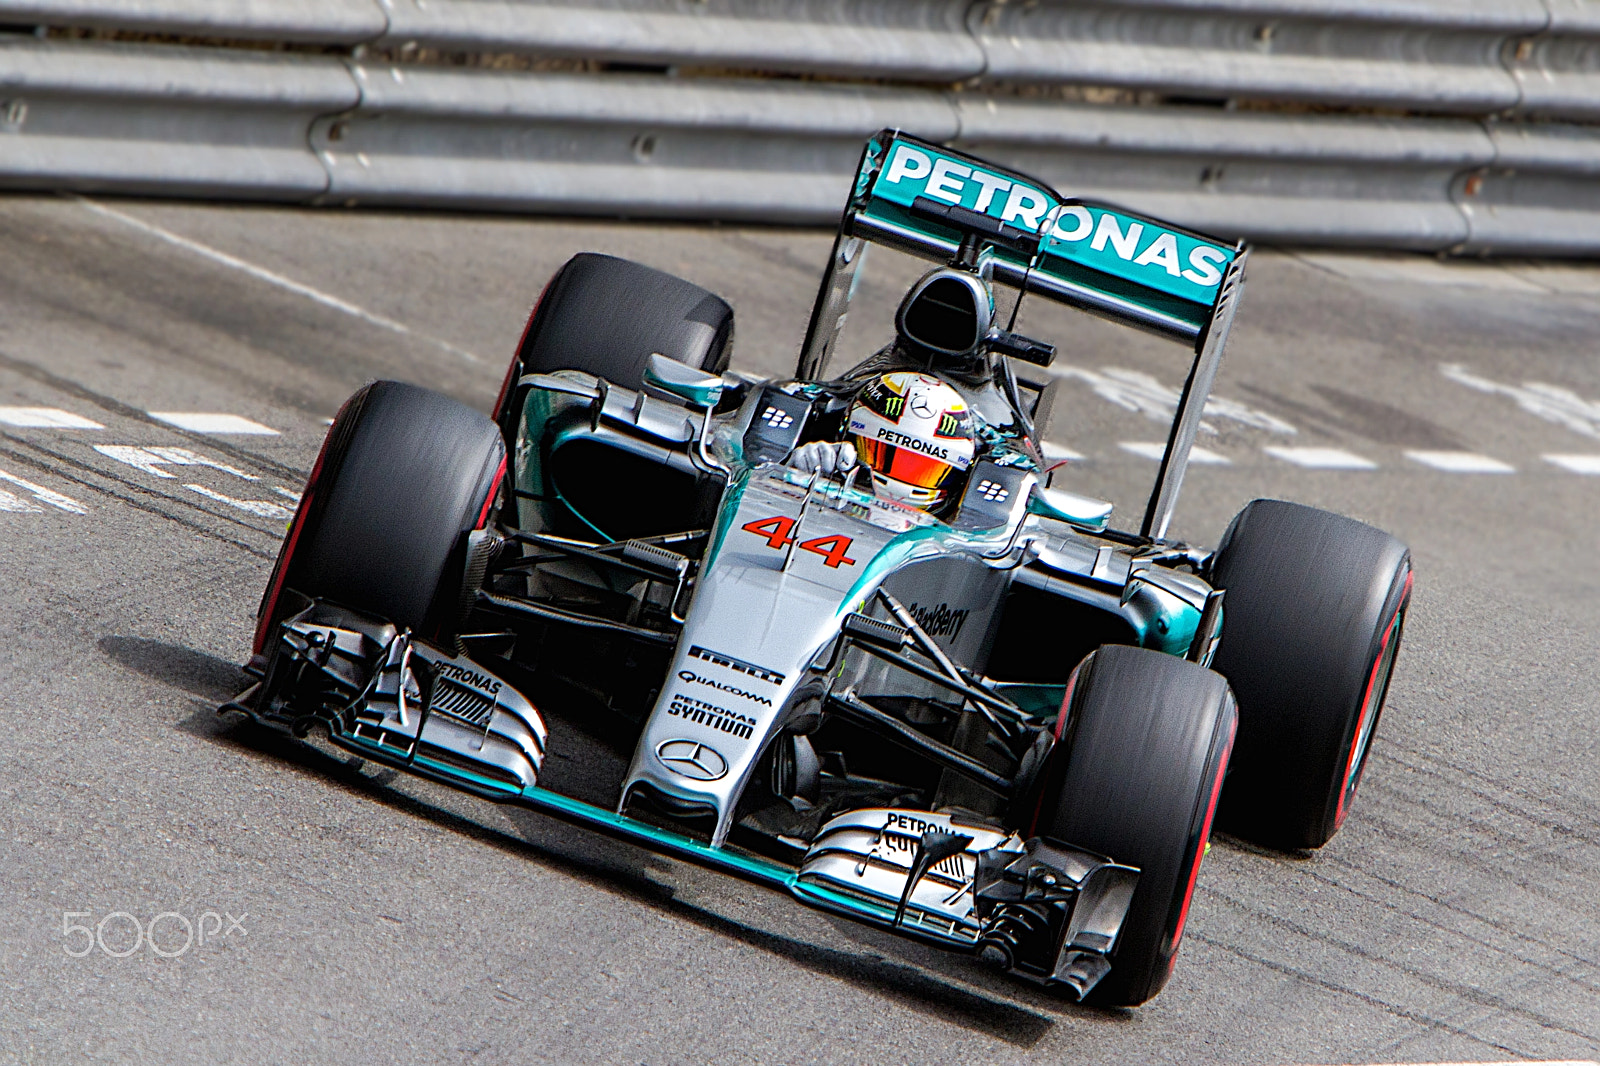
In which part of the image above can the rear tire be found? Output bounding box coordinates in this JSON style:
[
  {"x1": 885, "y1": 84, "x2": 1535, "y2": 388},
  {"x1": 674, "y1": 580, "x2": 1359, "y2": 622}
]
[
  {"x1": 1209, "y1": 499, "x2": 1412, "y2": 851},
  {"x1": 491, "y1": 254, "x2": 735, "y2": 539},
  {"x1": 258, "y1": 381, "x2": 506, "y2": 642},
  {"x1": 1031, "y1": 645, "x2": 1236, "y2": 1007}
]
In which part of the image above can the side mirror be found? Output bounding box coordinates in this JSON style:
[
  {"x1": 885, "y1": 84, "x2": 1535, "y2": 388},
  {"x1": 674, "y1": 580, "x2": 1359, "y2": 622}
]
[
  {"x1": 643, "y1": 352, "x2": 724, "y2": 408},
  {"x1": 987, "y1": 329, "x2": 1056, "y2": 367},
  {"x1": 1026, "y1": 486, "x2": 1113, "y2": 532}
]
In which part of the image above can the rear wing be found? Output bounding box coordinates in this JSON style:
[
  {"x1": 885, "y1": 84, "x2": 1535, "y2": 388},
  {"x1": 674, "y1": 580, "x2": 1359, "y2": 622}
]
[{"x1": 797, "y1": 131, "x2": 1250, "y2": 542}]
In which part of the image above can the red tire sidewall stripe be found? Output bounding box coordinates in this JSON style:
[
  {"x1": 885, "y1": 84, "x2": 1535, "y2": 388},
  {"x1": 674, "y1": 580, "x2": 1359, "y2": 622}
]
[
  {"x1": 494, "y1": 276, "x2": 557, "y2": 423},
  {"x1": 475, "y1": 455, "x2": 507, "y2": 530},
  {"x1": 251, "y1": 432, "x2": 335, "y2": 656},
  {"x1": 1169, "y1": 708, "x2": 1236, "y2": 954},
  {"x1": 1025, "y1": 660, "x2": 1085, "y2": 840},
  {"x1": 1334, "y1": 568, "x2": 1413, "y2": 828},
  {"x1": 491, "y1": 354, "x2": 522, "y2": 426}
]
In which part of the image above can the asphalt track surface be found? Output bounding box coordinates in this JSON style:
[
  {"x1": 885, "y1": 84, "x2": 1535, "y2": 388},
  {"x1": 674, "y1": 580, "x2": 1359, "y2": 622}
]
[{"x1": 0, "y1": 193, "x2": 1597, "y2": 1066}]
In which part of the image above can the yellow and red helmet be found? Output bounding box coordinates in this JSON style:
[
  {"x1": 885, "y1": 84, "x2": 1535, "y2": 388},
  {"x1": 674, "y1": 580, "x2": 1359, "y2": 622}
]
[{"x1": 847, "y1": 372, "x2": 976, "y2": 510}]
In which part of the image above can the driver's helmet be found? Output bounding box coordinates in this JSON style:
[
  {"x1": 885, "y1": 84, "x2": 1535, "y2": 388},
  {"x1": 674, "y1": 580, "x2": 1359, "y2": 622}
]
[{"x1": 847, "y1": 371, "x2": 976, "y2": 511}]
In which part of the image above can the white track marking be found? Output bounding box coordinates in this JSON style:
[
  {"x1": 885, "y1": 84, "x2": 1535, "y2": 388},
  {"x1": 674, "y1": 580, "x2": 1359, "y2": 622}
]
[
  {"x1": 146, "y1": 446, "x2": 256, "y2": 479},
  {"x1": 94, "y1": 445, "x2": 258, "y2": 481},
  {"x1": 148, "y1": 413, "x2": 280, "y2": 436},
  {"x1": 72, "y1": 195, "x2": 479, "y2": 363},
  {"x1": 1041, "y1": 443, "x2": 1085, "y2": 465},
  {"x1": 0, "y1": 468, "x2": 87, "y2": 513},
  {"x1": 1055, "y1": 365, "x2": 1296, "y2": 436},
  {"x1": 94, "y1": 445, "x2": 173, "y2": 479},
  {"x1": 271, "y1": 486, "x2": 303, "y2": 502},
  {"x1": 1441, "y1": 363, "x2": 1600, "y2": 439},
  {"x1": 1264, "y1": 446, "x2": 1377, "y2": 469},
  {"x1": 1405, "y1": 450, "x2": 1515, "y2": 473},
  {"x1": 0, "y1": 406, "x2": 103, "y2": 429},
  {"x1": 1120, "y1": 441, "x2": 1231, "y2": 465},
  {"x1": 184, "y1": 484, "x2": 293, "y2": 519},
  {"x1": 1544, "y1": 453, "x2": 1600, "y2": 474},
  {"x1": 0, "y1": 489, "x2": 43, "y2": 513}
]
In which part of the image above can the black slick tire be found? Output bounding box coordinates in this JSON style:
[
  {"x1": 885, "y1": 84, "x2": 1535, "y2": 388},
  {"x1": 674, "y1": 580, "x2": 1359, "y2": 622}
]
[
  {"x1": 510, "y1": 253, "x2": 734, "y2": 396},
  {"x1": 1209, "y1": 499, "x2": 1412, "y2": 851},
  {"x1": 1029, "y1": 645, "x2": 1237, "y2": 1007},
  {"x1": 256, "y1": 381, "x2": 506, "y2": 644}
]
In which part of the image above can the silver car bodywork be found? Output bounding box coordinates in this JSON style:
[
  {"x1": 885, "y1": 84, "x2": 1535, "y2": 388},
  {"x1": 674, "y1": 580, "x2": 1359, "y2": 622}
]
[{"x1": 231, "y1": 129, "x2": 1263, "y2": 1001}]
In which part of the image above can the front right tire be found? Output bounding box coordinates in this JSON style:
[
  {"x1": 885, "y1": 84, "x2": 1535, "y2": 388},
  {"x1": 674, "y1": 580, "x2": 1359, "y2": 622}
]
[
  {"x1": 1209, "y1": 499, "x2": 1412, "y2": 851},
  {"x1": 256, "y1": 380, "x2": 506, "y2": 648}
]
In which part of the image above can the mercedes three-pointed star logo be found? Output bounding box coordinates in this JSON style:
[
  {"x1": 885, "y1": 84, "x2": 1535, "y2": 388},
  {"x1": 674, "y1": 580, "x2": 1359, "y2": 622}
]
[{"x1": 655, "y1": 739, "x2": 729, "y2": 782}]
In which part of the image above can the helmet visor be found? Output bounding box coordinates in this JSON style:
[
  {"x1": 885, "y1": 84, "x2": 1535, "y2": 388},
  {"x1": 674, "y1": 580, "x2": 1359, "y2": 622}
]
[{"x1": 855, "y1": 438, "x2": 958, "y2": 490}]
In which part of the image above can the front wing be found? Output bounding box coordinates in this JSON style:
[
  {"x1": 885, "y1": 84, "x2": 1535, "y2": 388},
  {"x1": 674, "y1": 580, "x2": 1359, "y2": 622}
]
[{"x1": 226, "y1": 600, "x2": 1139, "y2": 999}]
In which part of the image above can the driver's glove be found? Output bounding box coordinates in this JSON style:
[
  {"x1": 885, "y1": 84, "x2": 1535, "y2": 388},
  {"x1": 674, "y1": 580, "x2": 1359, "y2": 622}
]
[{"x1": 790, "y1": 440, "x2": 859, "y2": 478}]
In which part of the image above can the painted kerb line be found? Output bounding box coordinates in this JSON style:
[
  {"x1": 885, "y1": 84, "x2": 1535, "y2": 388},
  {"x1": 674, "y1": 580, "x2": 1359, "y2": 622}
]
[{"x1": 72, "y1": 196, "x2": 479, "y2": 363}]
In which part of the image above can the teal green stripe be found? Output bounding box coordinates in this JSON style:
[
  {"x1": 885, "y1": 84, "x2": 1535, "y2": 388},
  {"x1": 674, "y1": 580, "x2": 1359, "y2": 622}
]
[{"x1": 517, "y1": 786, "x2": 796, "y2": 889}]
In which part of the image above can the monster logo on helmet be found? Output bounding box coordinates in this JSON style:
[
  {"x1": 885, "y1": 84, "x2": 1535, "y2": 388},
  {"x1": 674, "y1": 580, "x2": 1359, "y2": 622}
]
[{"x1": 849, "y1": 372, "x2": 976, "y2": 511}]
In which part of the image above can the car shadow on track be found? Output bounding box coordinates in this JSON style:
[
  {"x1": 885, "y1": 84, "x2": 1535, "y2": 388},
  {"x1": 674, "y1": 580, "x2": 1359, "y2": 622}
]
[
  {"x1": 661, "y1": 896, "x2": 1058, "y2": 1048},
  {"x1": 99, "y1": 635, "x2": 249, "y2": 705},
  {"x1": 1210, "y1": 831, "x2": 1318, "y2": 863},
  {"x1": 109, "y1": 638, "x2": 1064, "y2": 1046}
]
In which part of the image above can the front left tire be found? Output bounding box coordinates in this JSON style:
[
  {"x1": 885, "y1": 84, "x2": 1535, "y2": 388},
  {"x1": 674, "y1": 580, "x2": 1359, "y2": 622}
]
[{"x1": 1028, "y1": 645, "x2": 1237, "y2": 1007}]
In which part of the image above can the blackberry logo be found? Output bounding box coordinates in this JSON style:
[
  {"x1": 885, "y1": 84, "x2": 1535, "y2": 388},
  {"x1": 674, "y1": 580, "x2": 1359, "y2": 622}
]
[
  {"x1": 975, "y1": 479, "x2": 1008, "y2": 502},
  {"x1": 760, "y1": 406, "x2": 794, "y2": 430}
]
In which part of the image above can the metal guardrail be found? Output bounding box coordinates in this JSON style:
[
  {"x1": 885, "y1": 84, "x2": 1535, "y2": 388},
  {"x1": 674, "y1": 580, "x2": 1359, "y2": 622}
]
[
  {"x1": 0, "y1": 4, "x2": 1598, "y2": 254},
  {"x1": 0, "y1": 38, "x2": 355, "y2": 199},
  {"x1": 0, "y1": 1, "x2": 386, "y2": 44},
  {"x1": 5, "y1": 0, "x2": 1598, "y2": 117}
]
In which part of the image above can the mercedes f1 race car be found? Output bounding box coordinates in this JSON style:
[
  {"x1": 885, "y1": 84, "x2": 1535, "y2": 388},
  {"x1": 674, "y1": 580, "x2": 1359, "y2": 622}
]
[{"x1": 227, "y1": 131, "x2": 1412, "y2": 1007}]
